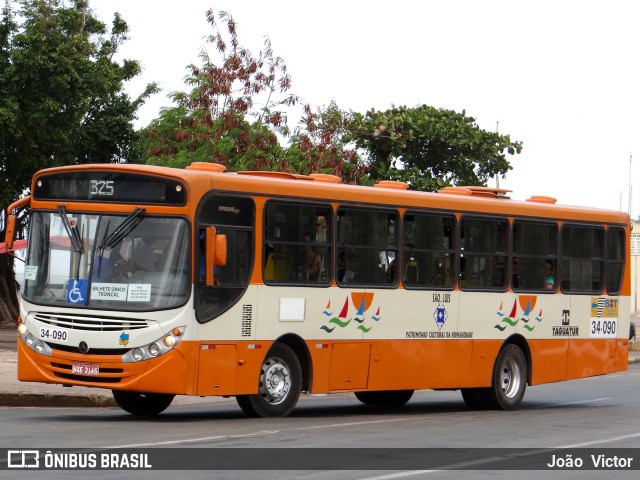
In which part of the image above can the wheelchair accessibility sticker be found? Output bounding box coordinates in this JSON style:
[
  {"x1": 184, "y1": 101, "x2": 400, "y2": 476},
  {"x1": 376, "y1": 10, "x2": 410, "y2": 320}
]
[{"x1": 67, "y1": 279, "x2": 88, "y2": 305}]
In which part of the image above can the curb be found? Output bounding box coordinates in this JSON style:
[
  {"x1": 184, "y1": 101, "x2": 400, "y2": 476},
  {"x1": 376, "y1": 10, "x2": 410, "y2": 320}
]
[{"x1": 0, "y1": 392, "x2": 116, "y2": 408}]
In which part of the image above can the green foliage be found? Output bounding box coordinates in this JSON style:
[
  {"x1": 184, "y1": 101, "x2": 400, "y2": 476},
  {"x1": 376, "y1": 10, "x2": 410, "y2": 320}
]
[
  {"x1": 347, "y1": 105, "x2": 522, "y2": 191},
  {"x1": 142, "y1": 8, "x2": 522, "y2": 191},
  {"x1": 286, "y1": 102, "x2": 371, "y2": 184},
  {"x1": 142, "y1": 9, "x2": 295, "y2": 171},
  {"x1": 141, "y1": 10, "x2": 368, "y2": 182},
  {"x1": 0, "y1": 0, "x2": 158, "y2": 211}
]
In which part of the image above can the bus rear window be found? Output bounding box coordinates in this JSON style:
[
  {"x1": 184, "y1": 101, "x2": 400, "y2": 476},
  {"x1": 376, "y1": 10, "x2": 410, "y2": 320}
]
[
  {"x1": 561, "y1": 225, "x2": 604, "y2": 293},
  {"x1": 605, "y1": 228, "x2": 625, "y2": 295}
]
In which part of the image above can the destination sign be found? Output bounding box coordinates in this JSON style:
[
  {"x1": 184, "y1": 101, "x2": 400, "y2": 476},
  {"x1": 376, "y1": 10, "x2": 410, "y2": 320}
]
[{"x1": 33, "y1": 172, "x2": 186, "y2": 205}]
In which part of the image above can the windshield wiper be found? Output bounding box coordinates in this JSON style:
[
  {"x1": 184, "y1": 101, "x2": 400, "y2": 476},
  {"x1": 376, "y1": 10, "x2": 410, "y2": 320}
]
[
  {"x1": 57, "y1": 205, "x2": 83, "y2": 254},
  {"x1": 93, "y1": 219, "x2": 109, "y2": 279},
  {"x1": 98, "y1": 208, "x2": 145, "y2": 251}
]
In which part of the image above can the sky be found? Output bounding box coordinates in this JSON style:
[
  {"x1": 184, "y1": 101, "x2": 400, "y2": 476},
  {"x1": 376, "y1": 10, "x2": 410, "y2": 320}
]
[{"x1": 91, "y1": 0, "x2": 640, "y2": 220}]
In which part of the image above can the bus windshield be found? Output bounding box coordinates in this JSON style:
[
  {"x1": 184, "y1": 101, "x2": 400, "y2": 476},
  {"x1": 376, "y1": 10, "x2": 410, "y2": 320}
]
[{"x1": 23, "y1": 210, "x2": 191, "y2": 311}]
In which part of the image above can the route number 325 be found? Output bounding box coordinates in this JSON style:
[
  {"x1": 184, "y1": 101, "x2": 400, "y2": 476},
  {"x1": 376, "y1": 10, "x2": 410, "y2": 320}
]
[{"x1": 90, "y1": 179, "x2": 115, "y2": 196}]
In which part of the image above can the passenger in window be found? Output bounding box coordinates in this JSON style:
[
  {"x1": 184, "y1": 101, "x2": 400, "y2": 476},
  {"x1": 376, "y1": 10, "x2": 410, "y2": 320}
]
[
  {"x1": 490, "y1": 256, "x2": 505, "y2": 287},
  {"x1": 386, "y1": 258, "x2": 397, "y2": 283},
  {"x1": 337, "y1": 251, "x2": 355, "y2": 283},
  {"x1": 512, "y1": 257, "x2": 521, "y2": 289},
  {"x1": 544, "y1": 260, "x2": 555, "y2": 290},
  {"x1": 117, "y1": 236, "x2": 155, "y2": 273},
  {"x1": 92, "y1": 248, "x2": 123, "y2": 281},
  {"x1": 303, "y1": 233, "x2": 321, "y2": 281},
  {"x1": 337, "y1": 251, "x2": 346, "y2": 282},
  {"x1": 459, "y1": 256, "x2": 466, "y2": 287}
]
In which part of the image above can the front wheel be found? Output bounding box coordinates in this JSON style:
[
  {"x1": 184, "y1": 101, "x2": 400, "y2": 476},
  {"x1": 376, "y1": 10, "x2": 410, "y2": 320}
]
[
  {"x1": 236, "y1": 343, "x2": 302, "y2": 418},
  {"x1": 485, "y1": 344, "x2": 527, "y2": 410},
  {"x1": 112, "y1": 390, "x2": 174, "y2": 415}
]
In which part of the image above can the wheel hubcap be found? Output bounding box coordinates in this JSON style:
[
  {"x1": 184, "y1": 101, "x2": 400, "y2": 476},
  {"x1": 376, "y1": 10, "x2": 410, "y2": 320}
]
[
  {"x1": 259, "y1": 358, "x2": 290, "y2": 405},
  {"x1": 501, "y1": 358, "x2": 522, "y2": 398}
]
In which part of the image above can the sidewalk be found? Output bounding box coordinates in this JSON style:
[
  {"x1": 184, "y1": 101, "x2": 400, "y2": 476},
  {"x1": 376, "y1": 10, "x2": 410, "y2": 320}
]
[
  {"x1": 0, "y1": 327, "x2": 225, "y2": 409},
  {"x1": 1, "y1": 326, "x2": 639, "y2": 409},
  {"x1": 0, "y1": 329, "x2": 116, "y2": 407}
]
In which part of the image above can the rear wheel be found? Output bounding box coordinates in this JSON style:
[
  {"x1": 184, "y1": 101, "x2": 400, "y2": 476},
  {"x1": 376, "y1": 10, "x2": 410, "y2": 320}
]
[
  {"x1": 236, "y1": 343, "x2": 302, "y2": 418},
  {"x1": 485, "y1": 344, "x2": 527, "y2": 410},
  {"x1": 354, "y1": 390, "x2": 414, "y2": 407},
  {"x1": 112, "y1": 390, "x2": 174, "y2": 415}
]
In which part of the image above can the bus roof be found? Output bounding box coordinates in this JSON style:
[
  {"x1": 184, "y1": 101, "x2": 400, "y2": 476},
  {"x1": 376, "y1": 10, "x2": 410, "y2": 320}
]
[{"x1": 32, "y1": 163, "x2": 631, "y2": 226}]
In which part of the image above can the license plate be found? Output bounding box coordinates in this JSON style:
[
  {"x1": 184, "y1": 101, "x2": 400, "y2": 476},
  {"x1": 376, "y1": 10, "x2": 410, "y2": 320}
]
[{"x1": 72, "y1": 362, "x2": 99, "y2": 376}]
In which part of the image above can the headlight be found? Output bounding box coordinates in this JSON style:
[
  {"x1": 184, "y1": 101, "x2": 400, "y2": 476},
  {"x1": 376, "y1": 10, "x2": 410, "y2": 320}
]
[
  {"x1": 121, "y1": 327, "x2": 185, "y2": 363},
  {"x1": 148, "y1": 343, "x2": 160, "y2": 356},
  {"x1": 19, "y1": 327, "x2": 53, "y2": 356}
]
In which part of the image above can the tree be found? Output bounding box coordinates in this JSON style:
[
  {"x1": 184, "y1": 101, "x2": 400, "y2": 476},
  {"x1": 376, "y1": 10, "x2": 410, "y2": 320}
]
[
  {"x1": 0, "y1": 0, "x2": 157, "y2": 325},
  {"x1": 346, "y1": 105, "x2": 522, "y2": 191},
  {"x1": 142, "y1": 10, "x2": 521, "y2": 188},
  {"x1": 142, "y1": 10, "x2": 367, "y2": 181},
  {"x1": 144, "y1": 7, "x2": 523, "y2": 188},
  {"x1": 144, "y1": 9, "x2": 296, "y2": 171},
  {"x1": 286, "y1": 102, "x2": 370, "y2": 184}
]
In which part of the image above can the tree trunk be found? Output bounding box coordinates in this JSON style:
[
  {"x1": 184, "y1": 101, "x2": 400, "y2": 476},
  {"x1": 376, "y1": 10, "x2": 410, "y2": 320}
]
[{"x1": 0, "y1": 253, "x2": 20, "y2": 326}]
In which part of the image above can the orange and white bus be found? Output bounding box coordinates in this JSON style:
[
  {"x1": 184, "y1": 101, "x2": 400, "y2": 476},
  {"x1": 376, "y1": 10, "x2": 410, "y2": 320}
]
[{"x1": 5, "y1": 162, "x2": 632, "y2": 417}]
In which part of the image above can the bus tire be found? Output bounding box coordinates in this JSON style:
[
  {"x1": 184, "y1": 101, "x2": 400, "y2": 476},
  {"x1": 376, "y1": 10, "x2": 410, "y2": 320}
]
[
  {"x1": 111, "y1": 390, "x2": 174, "y2": 415},
  {"x1": 354, "y1": 390, "x2": 414, "y2": 407},
  {"x1": 486, "y1": 344, "x2": 527, "y2": 410},
  {"x1": 236, "y1": 343, "x2": 301, "y2": 418},
  {"x1": 461, "y1": 388, "x2": 490, "y2": 410}
]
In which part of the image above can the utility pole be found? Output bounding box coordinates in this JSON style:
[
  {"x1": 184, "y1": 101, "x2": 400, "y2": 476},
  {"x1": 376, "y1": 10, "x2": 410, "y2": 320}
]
[
  {"x1": 495, "y1": 121, "x2": 500, "y2": 189},
  {"x1": 629, "y1": 152, "x2": 633, "y2": 216}
]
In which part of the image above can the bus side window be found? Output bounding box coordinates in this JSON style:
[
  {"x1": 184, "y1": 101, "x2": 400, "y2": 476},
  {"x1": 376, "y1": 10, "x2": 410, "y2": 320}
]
[
  {"x1": 337, "y1": 208, "x2": 398, "y2": 287},
  {"x1": 459, "y1": 217, "x2": 507, "y2": 290},
  {"x1": 403, "y1": 213, "x2": 455, "y2": 289},
  {"x1": 512, "y1": 221, "x2": 557, "y2": 292},
  {"x1": 264, "y1": 201, "x2": 332, "y2": 284}
]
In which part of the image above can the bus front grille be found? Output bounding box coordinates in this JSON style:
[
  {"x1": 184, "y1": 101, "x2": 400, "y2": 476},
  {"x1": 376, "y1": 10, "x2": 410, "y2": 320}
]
[{"x1": 33, "y1": 312, "x2": 149, "y2": 331}]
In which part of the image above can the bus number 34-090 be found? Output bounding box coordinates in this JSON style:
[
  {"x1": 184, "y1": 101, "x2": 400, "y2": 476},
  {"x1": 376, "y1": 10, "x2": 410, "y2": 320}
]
[
  {"x1": 590, "y1": 320, "x2": 617, "y2": 336},
  {"x1": 39, "y1": 328, "x2": 68, "y2": 342}
]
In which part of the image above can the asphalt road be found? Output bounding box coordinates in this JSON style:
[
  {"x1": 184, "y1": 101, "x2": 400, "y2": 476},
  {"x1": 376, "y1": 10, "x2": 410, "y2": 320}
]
[{"x1": 1, "y1": 363, "x2": 639, "y2": 479}]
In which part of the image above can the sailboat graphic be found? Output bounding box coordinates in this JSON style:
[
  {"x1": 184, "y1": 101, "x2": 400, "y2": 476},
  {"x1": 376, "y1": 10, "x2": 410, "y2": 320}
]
[
  {"x1": 494, "y1": 296, "x2": 543, "y2": 332},
  {"x1": 354, "y1": 297, "x2": 366, "y2": 324},
  {"x1": 495, "y1": 300, "x2": 519, "y2": 331},
  {"x1": 320, "y1": 298, "x2": 351, "y2": 332},
  {"x1": 320, "y1": 293, "x2": 380, "y2": 334}
]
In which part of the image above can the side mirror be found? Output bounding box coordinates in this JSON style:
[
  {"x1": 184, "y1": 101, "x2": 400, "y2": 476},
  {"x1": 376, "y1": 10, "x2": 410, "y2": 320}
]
[
  {"x1": 5, "y1": 196, "x2": 30, "y2": 251},
  {"x1": 205, "y1": 226, "x2": 227, "y2": 287}
]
